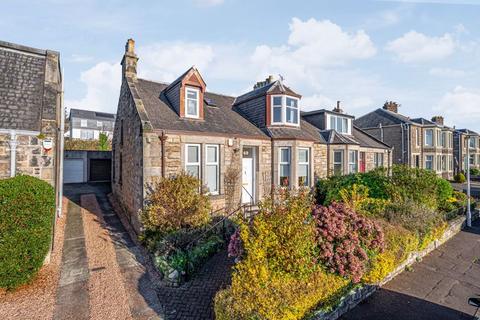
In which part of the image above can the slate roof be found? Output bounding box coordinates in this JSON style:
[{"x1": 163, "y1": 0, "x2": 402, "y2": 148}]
[
  {"x1": 352, "y1": 126, "x2": 391, "y2": 149},
  {"x1": 135, "y1": 78, "x2": 268, "y2": 138},
  {"x1": 70, "y1": 108, "x2": 116, "y2": 121},
  {"x1": 355, "y1": 108, "x2": 413, "y2": 128},
  {"x1": 0, "y1": 40, "x2": 58, "y2": 131},
  {"x1": 456, "y1": 128, "x2": 480, "y2": 136},
  {"x1": 264, "y1": 120, "x2": 326, "y2": 142},
  {"x1": 410, "y1": 117, "x2": 454, "y2": 130},
  {"x1": 234, "y1": 80, "x2": 300, "y2": 105}
]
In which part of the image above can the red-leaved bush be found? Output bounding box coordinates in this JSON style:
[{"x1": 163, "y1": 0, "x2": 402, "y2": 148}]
[
  {"x1": 228, "y1": 230, "x2": 243, "y2": 259},
  {"x1": 313, "y1": 202, "x2": 384, "y2": 283}
]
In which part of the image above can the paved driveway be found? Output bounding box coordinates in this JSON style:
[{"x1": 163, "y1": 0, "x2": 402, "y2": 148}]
[{"x1": 341, "y1": 220, "x2": 480, "y2": 320}]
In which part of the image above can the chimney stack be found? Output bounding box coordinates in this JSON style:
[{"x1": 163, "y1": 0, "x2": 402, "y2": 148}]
[
  {"x1": 121, "y1": 38, "x2": 139, "y2": 81},
  {"x1": 333, "y1": 100, "x2": 344, "y2": 113},
  {"x1": 431, "y1": 116, "x2": 444, "y2": 125},
  {"x1": 383, "y1": 101, "x2": 400, "y2": 113},
  {"x1": 254, "y1": 75, "x2": 275, "y2": 90}
]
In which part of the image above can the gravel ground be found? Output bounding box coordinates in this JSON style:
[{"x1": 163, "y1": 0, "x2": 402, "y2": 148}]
[
  {"x1": 0, "y1": 197, "x2": 68, "y2": 320},
  {"x1": 80, "y1": 194, "x2": 132, "y2": 320}
]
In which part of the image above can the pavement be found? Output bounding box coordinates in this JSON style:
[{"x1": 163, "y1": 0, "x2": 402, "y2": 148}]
[{"x1": 341, "y1": 219, "x2": 480, "y2": 320}]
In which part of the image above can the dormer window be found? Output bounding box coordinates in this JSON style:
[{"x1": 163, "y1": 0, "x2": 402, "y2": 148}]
[
  {"x1": 329, "y1": 115, "x2": 349, "y2": 134},
  {"x1": 185, "y1": 86, "x2": 200, "y2": 118},
  {"x1": 270, "y1": 95, "x2": 300, "y2": 126}
]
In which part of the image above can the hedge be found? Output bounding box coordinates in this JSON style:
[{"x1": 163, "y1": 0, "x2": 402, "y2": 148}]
[{"x1": 0, "y1": 175, "x2": 56, "y2": 289}]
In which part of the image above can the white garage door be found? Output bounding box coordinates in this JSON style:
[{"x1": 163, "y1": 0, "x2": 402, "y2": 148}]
[{"x1": 64, "y1": 159, "x2": 84, "y2": 184}]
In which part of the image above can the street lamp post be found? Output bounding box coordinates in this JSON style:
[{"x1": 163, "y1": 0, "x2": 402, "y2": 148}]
[{"x1": 467, "y1": 135, "x2": 472, "y2": 228}]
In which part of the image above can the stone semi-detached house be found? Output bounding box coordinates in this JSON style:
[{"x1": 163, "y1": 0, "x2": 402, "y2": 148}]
[
  {"x1": 454, "y1": 129, "x2": 480, "y2": 174},
  {"x1": 355, "y1": 102, "x2": 455, "y2": 180},
  {"x1": 112, "y1": 39, "x2": 391, "y2": 233},
  {"x1": 0, "y1": 40, "x2": 63, "y2": 215}
]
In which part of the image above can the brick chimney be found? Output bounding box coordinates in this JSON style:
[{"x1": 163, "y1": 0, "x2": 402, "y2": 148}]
[
  {"x1": 333, "y1": 100, "x2": 343, "y2": 113},
  {"x1": 121, "y1": 38, "x2": 138, "y2": 81},
  {"x1": 431, "y1": 116, "x2": 444, "y2": 125},
  {"x1": 253, "y1": 75, "x2": 275, "y2": 90},
  {"x1": 383, "y1": 101, "x2": 400, "y2": 113}
]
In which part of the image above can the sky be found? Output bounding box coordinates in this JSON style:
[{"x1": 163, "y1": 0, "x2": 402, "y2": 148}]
[{"x1": 2, "y1": 0, "x2": 480, "y2": 129}]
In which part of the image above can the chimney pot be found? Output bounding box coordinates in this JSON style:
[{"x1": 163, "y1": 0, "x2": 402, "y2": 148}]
[
  {"x1": 333, "y1": 100, "x2": 343, "y2": 113},
  {"x1": 383, "y1": 101, "x2": 399, "y2": 113},
  {"x1": 431, "y1": 116, "x2": 444, "y2": 125}
]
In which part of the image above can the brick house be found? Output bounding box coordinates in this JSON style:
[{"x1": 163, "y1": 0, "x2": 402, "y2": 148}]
[
  {"x1": 454, "y1": 129, "x2": 480, "y2": 174},
  {"x1": 112, "y1": 39, "x2": 391, "y2": 233},
  {"x1": 355, "y1": 102, "x2": 454, "y2": 179},
  {"x1": 0, "y1": 40, "x2": 63, "y2": 214}
]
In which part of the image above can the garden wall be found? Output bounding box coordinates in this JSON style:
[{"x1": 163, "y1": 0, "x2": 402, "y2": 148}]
[{"x1": 310, "y1": 214, "x2": 469, "y2": 320}]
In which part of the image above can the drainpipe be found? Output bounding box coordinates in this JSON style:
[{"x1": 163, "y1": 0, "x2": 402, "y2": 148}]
[
  {"x1": 271, "y1": 138, "x2": 275, "y2": 199},
  {"x1": 406, "y1": 124, "x2": 411, "y2": 167},
  {"x1": 400, "y1": 124, "x2": 405, "y2": 164},
  {"x1": 326, "y1": 144, "x2": 330, "y2": 177},
  {"x1": 159, "y1": 130, "x2": 168, "y2": 178},
  {"x1": 8, "y1": 130, "x2": 17, "y2": 177},
  {"x1": 56, "y1": 74, "x2": 65, "y2": 218}
]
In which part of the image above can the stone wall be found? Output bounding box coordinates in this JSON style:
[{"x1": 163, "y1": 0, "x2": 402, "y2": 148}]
[{"x1": 111, "y1": 79, "x2": 145, "y2": 233}]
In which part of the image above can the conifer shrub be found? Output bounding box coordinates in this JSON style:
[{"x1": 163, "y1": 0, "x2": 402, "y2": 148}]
[{"x1": 0, "y1": 175, "x2": 55, "y2": 289}]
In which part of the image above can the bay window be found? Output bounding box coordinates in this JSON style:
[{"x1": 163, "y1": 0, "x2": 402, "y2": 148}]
[
  {"x1": 205, "y1": 145, "x2": 219, "y2": 194},
  {"x1": 333, "y1": 150, "x2": 344, "y2": 176},
  {"x1": 437, "y1": 155, "x2": 441, "y2": 171},
  {"x1": 425, "y1": 155, "x2": 433, "y2": 170},
  {"x1": 348, "y1": 150, "x2": 358, "y2": 173},
  {"x1": 185, "y1": 144, "x2": 201, "y2": 179},
  {"x1": 297, "y1": 148, "x2": 310, "y2": 187},
  {"x1": 270, "y1": 95, "x2": 300, "y2": 126},
  {"x1": 185, "y1": 86, "x2": 200, "y2": 118},
  {"x1": 279, "y1": 147, "x2": 291, "y2": 186},
  {"x1": 425, "y1": 129, "x2": 433, "y2": 147}
]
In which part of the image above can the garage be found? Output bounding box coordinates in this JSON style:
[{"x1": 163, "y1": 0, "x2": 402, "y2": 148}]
[
  {"x1": 89, "y1": 159, "x2": 111, "y2": 182},
  {"x1": 64, "y1": 158, "x2": 84, "y2": 183}
]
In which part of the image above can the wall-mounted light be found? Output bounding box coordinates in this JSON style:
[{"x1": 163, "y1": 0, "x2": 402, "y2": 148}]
[{"x1": 227, "y1": 138, "x2": 234, "y2": 147}]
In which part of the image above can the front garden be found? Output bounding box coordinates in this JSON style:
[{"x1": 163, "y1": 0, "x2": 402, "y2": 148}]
[{"x1": 214, "y1": 165, "x2": 469, "y2": 320}]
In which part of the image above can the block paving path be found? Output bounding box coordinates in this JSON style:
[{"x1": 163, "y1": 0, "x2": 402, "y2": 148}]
[{"x1": 341, "y1": 219, "x2": 480, "y2": 320}]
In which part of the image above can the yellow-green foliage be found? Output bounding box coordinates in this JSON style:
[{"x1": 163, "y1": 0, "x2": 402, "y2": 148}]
[
  {"x1": 141, "y1": 172, "x2": 211, "y2": 234},
  {"x1": 64, "y1": 137, "x2": 112, "y2": 151},
  {"x1": 418, "y1": 221, "x2": 448, "y2": 250},
  {"x1": 216, "y1": 191, "x2": 350, "y2": 320},
  {"x1": 216, "y1": 270, "x2": 349, "y2": 320},
  {"x1": 363, "y1": 222, "x2": 418, "y2": 284},
  {"x1": 339, "y1": 184, "x2": 390, "y2": 218}
]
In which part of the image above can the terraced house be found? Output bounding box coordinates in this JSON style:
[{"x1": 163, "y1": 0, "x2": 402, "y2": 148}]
[
  {"x1": 454, "y1": 129, "x2": 480, "y2": 174},
  {"x1": 355, "y1": 102, "x2": 454, "y2": 179},
  {"x1": 112, "y1": 39, "x2": 391, "y2": 233}
]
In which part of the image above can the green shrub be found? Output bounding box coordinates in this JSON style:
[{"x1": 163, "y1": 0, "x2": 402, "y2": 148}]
[
  {"x1": 454, "y1": 172, "x2": 466, "y2": 183},
  {"x1": 140, "y1": 172, "x2": 211, "y2": 236},
  {"x1": 436, "y1": 178, "x2": 454, "y2": 212},
  {"x1": 0, "y1": 175, "x2": 55, "y2": 289},
  {"x1": 470, "y1": 168, "x2": 480, "y2": 176},
  {"x1": 219, "y1": 190, "x2": 350, "y2": 319}
]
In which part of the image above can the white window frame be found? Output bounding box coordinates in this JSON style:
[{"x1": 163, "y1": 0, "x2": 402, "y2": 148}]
[
  {"x1": 270, "y1": 95, "x2": 300, "y2": 126},
  {"x1": 374, "y1": 152, "x2": 384, "y2": 168},
  {"x1": 441, "y1": 132, "x2": 446, "y2": 148},
  {"x1": 425, "y1": 155, "x2": 434, "y2": 170},
  {"x1": 348, "y1": 150, "x2": 358, "y2": 174},
  {"x1": 97, "y1": 121, "x2": 103, "y2": 127},
  {"x1": 185, "y1": 144, "x2": 201, "y2": 179},
  {"x1": 80, "y1": 129, "x2": 94, "y2": 140},
  {"x1": 80, "y1": 119, "x2": 88, "y2": 127},
  {"x1": 297, "y1": 148, "x2": 310, "y2": 187},
  {"x1": 333, "y1": 150, "x2": 344, "y2": 176},
  {"x1": 329, "y1": 115, "x2": 349, "y2": 134},
  {"x1": 205, "y1": 144, "x2": 219, "y2": 195},
  {"x1": 278, "y1": 147, "x2": 291, "y2": 186},
  {"x1": 425, "y1": 129, "x2": 433, "y2": 147},
  {"x1": 185, "y1": 86, "x2": 200, "y2": 118}
]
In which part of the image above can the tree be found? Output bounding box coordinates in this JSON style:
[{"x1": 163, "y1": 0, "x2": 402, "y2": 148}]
[{"x1": 98, "y1": 132, "x2": 109, "y2": 151}]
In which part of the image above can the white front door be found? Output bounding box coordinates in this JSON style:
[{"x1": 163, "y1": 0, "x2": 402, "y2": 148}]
[{"x1": 242, "y1": 148, "x2": 255, "y2": 204}]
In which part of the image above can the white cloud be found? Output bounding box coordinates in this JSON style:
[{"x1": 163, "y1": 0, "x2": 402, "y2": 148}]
[
  {"x1": 429, "y1": 67, "x2": 467, "y2": 77},
  {"x1": 137, "y1": 42, "x2": 214, "y2": 82},
  {"x1": 386, "y1": 31, "x2": 456, "y2": 63},
  {"x1": 434, "y1": 86, "x2": 480, "y2": 127},
  {"x1": 66, "y1": 62, "x2": 121, "y2": 113},
  {"x1": 69, "y1": 18, "x2": 379, "y2": 114},
  {"x1": 193, "y1": 0, "x2": 224, "y2": 7}
]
